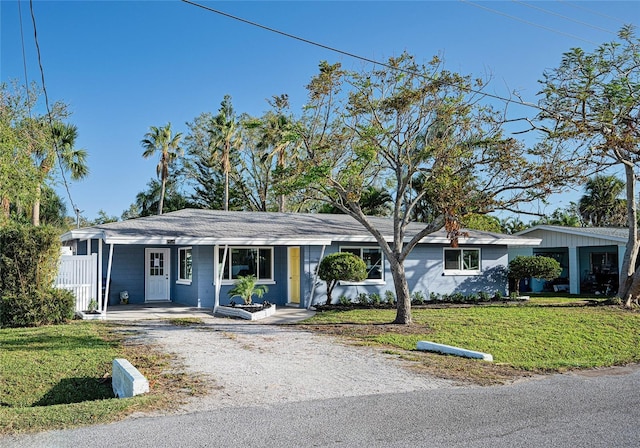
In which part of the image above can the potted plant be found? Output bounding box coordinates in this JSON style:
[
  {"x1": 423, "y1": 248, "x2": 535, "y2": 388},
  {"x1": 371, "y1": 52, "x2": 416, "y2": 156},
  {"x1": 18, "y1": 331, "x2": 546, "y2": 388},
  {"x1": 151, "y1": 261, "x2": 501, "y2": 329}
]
[
  {"x1": 217, "y1": 275, "x2": 276, "y2": 321},
  {"x1": 228, "y1": 275, "x2": 268, "y2": 306}
]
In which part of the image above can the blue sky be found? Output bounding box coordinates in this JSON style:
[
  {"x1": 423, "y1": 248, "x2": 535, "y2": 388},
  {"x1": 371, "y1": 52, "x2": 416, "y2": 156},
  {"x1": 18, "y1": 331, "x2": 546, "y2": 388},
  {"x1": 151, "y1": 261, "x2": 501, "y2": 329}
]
[{"x1": 1, "y1": 0, "x2": 638, "y2": 221}]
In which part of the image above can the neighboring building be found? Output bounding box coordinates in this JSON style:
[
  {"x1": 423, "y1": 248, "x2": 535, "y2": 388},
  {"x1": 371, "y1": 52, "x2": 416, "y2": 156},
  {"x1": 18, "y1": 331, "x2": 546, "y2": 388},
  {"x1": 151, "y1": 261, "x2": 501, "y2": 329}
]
[
  {"x1": 60, "y1": 209, "x2": 540, "y2": 311},
  {"x1": 513, "y1": 225, "x2": 628, "y2": 295}
]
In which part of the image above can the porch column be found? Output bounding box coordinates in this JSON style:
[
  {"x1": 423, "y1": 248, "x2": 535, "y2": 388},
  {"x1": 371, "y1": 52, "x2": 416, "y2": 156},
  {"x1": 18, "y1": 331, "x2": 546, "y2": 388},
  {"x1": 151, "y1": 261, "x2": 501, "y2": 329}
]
[
  {"x1": 103, "y1": 243, "x2": 115, "y2": 315},
  {"x1": 98, "y1": 239, "x2": 103, "y2": 311},
  {"x1": 568, "y1": 246, "x2": 579, "y2": 294},
  {"x1": 214, "y1": 245, "x2": 228, "y2": 311},
  {"x1": 307, "y1": 245, "x2": 326, "y2": 310}
]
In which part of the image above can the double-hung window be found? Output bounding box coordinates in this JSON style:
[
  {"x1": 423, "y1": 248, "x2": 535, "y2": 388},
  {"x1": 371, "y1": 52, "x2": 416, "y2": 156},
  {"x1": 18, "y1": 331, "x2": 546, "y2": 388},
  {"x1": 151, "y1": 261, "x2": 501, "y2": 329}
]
[
  {"x1": 443, "y1": 248, "x2": 480, "y2": 274},
  {"x1": 340, "y1": 247, "x2": 384, "y2": 281},
  {"x1": 218, "y1": 247, "x2": 274, "y2": 282},
  {"x1": 177, "y1": 247, "x2": 192, "y2": 284}
]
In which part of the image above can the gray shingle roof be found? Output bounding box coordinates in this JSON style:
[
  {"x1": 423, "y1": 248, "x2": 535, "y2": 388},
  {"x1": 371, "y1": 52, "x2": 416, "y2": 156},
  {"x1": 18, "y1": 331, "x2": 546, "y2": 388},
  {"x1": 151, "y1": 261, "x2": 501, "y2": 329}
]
[
  {"x1": 62, "y1": 209, "x2": 539, "y2": 246},
  {"x1": 518, "y1": 225, "x2": 629, "y2": 242}
]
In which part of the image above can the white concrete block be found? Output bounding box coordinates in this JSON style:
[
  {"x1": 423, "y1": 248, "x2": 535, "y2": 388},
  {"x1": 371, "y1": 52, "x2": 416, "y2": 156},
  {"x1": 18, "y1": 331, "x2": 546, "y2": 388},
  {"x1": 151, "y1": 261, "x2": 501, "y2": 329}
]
[
  {"x1": 112, "y1": 358, "x2": 150, "y2": 398},
  {"x1": 417, "y1": 341, "x2": 493, "y2": 362}
]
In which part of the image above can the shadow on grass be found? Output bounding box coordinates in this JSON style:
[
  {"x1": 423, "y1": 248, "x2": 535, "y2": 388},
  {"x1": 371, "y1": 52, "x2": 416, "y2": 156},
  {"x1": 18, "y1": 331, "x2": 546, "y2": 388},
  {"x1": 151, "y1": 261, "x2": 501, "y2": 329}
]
[
  {"x1": 0, "y1": 333, "x2": 117, "y2": 352},
  {"x1": 32, "y1": 377, "x2": 114, "y2": 407}
]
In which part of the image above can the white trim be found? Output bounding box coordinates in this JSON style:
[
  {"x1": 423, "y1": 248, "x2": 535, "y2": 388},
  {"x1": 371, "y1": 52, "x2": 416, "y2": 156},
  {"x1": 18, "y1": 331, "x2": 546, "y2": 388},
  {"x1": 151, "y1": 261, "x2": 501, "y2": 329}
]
[
  {"x1": 177, "y1": 246, "x2": 193, "y2": 284},
  {"x1": 216, "y1": 246, "x2": 275, "y2": 282},
  {"x1": 104, "y1": 244, "x2": 114, "y2": 316},
  {"x1": 308, "y1": 245, "x2": 326, "y2": 309},
  {"x1": 443, "y1": 247, "x2": 482, "y2": 275},
  {"x1": 144, "y1": 248, "x2": 171, "y2": 302},
  {"x1": 340, "y1": 246, "x2": 385, "y2": 282}
]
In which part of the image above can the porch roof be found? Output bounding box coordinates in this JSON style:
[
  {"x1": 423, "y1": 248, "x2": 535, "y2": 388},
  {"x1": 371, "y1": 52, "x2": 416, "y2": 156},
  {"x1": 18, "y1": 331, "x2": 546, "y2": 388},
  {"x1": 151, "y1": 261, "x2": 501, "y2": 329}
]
[
  {"x1": 61, "y1": 209, "x2": 540, "y2": 246},
  {"x1": 516, "y1": 225, "x2": 629, "y2": 244}
]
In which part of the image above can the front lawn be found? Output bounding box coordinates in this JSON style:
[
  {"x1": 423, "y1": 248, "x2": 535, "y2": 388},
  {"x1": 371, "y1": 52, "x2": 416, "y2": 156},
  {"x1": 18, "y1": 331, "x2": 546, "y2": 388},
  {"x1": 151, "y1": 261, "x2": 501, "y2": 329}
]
[
  {"x1": 300, "y1": 299, "x2": 640, "y2": 383},
  {"x1": 0, "y1": 321, "x2": 205, "y2": 435}
]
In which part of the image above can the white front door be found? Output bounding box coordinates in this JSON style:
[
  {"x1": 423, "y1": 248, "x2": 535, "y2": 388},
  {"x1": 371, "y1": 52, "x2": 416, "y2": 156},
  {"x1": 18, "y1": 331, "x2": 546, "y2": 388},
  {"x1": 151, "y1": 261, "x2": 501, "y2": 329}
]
[{"x1": 145, "y1": 248, "x2": 171, "y2": 301}]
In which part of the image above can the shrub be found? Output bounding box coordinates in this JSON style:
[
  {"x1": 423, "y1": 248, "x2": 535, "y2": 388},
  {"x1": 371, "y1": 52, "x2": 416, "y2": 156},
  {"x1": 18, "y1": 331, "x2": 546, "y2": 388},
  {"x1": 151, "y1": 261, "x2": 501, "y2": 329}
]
[
  {"x1": 369, "y1": 292, "x2": 381, "y2": 306},
  {"x1": 228, "y1": 275, "x2": 268, "y2": 305},
  {"x1": 478, "y1": 291, "x2": 491, "y2": 302},
  {"x1": 0, "y1": 223, "x2": 61, "y2": 296},
  {"x1": 384, "y1": 290, "x2": 396, "y2": 306},
  {"x1": 338, "y1": 295, "x2": 352, "y2": 306},
  {"x1": 508, "y1": 255, "x2": 562, "y2": 296},
  {"x1": 318, "y1": 252, "x2": 367, "y2": 305},
  {"x1": 1, "y1": 288, "x2": 75, "y2": 328},
  {"x1": 356, "y1": 293, "x2": 370, "y2": 305},
  {"x1": 429, "y1": 292, "x2": 440, "y2": 301},
  {"x1": 411, "y1": 290, "x2": 426, "y2": 305}
]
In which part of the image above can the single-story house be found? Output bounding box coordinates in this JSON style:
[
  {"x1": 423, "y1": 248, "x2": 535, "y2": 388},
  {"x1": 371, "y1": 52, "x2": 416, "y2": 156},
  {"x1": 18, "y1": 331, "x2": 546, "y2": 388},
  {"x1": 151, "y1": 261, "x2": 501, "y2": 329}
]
[
  {"x1": 60, "y1": 209, "x2": 540, "y2": 311},
  {"x1": 511, "y1": 225, "x2": 628, "y2": 295}
]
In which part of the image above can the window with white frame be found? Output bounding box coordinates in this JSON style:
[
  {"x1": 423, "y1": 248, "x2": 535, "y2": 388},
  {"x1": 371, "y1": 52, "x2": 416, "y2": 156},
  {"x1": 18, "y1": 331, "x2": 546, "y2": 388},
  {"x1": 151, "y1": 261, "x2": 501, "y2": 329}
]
[
  {"x1": 178, "y1": 247, "x2": 192, "y2": 284},
  {"x1": 443, "y1": 248, "x2": 480, "y2": 273},
  {"x1": 218, "y1": 247, "x2": 273, "y2": 281},
  {"x1": 340, "y1": 247, "x2": 384, "y2": 281}
]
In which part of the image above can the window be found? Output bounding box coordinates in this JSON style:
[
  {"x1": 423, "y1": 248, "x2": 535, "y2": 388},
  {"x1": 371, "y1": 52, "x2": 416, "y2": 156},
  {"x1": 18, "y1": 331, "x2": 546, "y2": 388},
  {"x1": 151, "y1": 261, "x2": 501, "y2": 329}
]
[
  {"x1": 218, "y1": 247, "x2": 273, "y2": 282},
  {"x1": 444, "y1": 248, "x2": 480, "y2": 274},
  {"x1": 340, "y1": 247, "x2": 384, "y2": 281},
  {"x1": 178, "y1": 247, "x2": 192, "y2": 284}
]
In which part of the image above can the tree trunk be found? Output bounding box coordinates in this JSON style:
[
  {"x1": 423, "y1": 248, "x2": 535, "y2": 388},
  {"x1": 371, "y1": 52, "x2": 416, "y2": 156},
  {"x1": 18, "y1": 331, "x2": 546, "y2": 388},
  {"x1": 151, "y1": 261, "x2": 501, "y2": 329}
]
[
  {"x1": 158, "y1": 177, "x2": 166, "y2": 215},
  {"x1": 617, "y1": 163, "x2": 638, "y2": 307},
  {"x1": 32, "y1": 184, "x2": 41, "y2": 226},
  {"x1": 224, "y1": 170, "x2": 229, "y2": 211},
  {"x1": 1, "y1": 196, "x2": 9, "y2": 219},
  {"x1": 390, "y1": 259, "x2": 412, "y2": 324}
]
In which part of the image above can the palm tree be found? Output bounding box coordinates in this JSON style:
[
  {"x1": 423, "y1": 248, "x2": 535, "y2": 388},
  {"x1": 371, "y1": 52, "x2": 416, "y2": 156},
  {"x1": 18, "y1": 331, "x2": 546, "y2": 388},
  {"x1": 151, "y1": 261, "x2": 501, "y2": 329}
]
[
  {"x1": 256, "y1": 94, "x2": 297, "y2": 212},
  {"x1": 32, "y1": 121, "x2": 88, "y2": 226},
  {"x1": 209, "y1": 96, "x2": 241, "y2": 211},
  {"x1": 578, "y1": 175, "x2": 627, "y2": 227},
  {"x1": 141, "y1": 123, "x2": 183, "y2": 215}
]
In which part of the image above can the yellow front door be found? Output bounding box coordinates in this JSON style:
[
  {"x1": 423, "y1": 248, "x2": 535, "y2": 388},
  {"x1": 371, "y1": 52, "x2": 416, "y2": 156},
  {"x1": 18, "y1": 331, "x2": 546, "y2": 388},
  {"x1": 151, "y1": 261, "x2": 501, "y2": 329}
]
[{"x1": 288, "y1": 247, "x2": 300, "y2": 304}]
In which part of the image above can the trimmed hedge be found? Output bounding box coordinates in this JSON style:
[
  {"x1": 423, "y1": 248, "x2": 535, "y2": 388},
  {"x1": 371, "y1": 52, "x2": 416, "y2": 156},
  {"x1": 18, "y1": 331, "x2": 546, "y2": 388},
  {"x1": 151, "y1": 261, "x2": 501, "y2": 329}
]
[
  {"x1": 0, "y1": 223, "x2": 74, "y2": 327},
  {"x1": 0, "y1": 288, "x2": 75, "y2": 328}
]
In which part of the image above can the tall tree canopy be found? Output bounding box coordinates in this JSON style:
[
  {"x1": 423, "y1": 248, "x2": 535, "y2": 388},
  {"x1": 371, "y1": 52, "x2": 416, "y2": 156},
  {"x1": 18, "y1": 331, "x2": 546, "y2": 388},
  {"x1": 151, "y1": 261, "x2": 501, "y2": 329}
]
[
  {"x1": 141, "y1": 122, "x2": 183, "y2": 215},
  {"x1": 578, "y1": 175, "x2": 627, "y2": 227},
  {"x1": 284, "y1": 53, "x2": 572, "y2": 324},
  {"x1": 537, "y1": 26, "x2": 640, "y2": 306}
]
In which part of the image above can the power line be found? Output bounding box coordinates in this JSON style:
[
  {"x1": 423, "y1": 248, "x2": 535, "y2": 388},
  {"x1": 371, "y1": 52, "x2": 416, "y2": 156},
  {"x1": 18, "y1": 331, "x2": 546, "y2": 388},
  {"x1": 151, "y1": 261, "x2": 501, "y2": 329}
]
[
  {"x1": 179, "y1": 0, "x2": 541, "y2": 111},
  {"x1": 558, "y1": 0, "x2": 627, "y2": 25},
  {"x1": 459, "y1": 0, "x2": 598, "y2": 45},
  {"x1": 29, "y1": 0, "x2": 79, "y2": 218},
  {"x1": 511, "y1": 0, "x2": 617, "y2": 35},
  {"x1": 17, "y1": 0, "x2": 31, "y2": 118}
]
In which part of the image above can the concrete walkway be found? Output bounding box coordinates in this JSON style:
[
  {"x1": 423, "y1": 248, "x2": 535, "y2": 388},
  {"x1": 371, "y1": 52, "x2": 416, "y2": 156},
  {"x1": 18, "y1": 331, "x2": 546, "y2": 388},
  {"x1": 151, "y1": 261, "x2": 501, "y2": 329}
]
[{"x1": 102, "y1": 302, "x2": 315, "y2": 325}]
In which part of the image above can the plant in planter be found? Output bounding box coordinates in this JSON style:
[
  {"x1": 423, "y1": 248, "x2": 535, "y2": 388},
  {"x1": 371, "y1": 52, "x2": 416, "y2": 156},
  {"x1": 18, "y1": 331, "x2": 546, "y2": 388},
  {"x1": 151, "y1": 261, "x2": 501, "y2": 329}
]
[
  {"x1": 228, "y1": 275, "x2": 269, "y2": 306},
  {"x1": 87, "y1": 298, "x2": 99, "y2": 313}
]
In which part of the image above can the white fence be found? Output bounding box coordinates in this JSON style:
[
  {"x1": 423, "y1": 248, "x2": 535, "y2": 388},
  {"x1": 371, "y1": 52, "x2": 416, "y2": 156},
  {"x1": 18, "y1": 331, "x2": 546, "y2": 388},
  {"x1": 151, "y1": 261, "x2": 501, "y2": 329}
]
[{"x1": 55, "y1": 254, "x2": 99, "y2": 312}]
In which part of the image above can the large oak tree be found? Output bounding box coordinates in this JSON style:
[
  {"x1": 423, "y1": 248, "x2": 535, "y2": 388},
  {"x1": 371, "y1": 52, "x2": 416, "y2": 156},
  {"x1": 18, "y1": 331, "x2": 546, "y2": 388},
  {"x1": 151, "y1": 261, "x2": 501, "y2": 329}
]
[
  {"x1": 536, "y1": 26, "x2": 640, "y2": 307},
  {"x1": 285, "y1": 54, "x2": 574, "y2": 324}
]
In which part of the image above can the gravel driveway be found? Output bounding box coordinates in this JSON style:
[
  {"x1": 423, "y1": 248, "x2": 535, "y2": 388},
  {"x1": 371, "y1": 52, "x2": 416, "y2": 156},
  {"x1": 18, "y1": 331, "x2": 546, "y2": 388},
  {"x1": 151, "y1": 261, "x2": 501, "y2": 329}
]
[{"x1": 128, "y1": 320, "x2": 454, "y2": 412}]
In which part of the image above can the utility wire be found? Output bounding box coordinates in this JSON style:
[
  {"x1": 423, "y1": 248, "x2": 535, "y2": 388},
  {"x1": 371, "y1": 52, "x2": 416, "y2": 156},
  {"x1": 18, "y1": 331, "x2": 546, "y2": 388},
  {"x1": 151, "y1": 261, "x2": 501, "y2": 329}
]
[
  {"x1": 558, "y1": 0, "x2": 627, "y2": 25},
  {"x1": 29, "y1": 0, "x2": 79, "y2": 217},
  {"x1": 17, "y1": 0, "x2": 32, "y2": 118},
  {"x1": 179, "y1": 0, "x2": 541, "y2": 111},
  {"x1": 459, "y1": 0, "x2": 598, "y2": 45},
  {"x1": 511, "y1": 0, "x2": 616, "y2": 35}
]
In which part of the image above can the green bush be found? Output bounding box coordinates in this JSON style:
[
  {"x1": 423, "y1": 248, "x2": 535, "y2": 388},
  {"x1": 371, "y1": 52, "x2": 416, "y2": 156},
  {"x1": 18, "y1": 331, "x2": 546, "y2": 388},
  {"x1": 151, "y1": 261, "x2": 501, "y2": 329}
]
[
  {"x1": 318, "y1": 252, "x2": 367, "y2": 305},
  {"x1": 0, "y1": 223, "x2": 61, "y2": 296},
  {"x1": 508, "y1": 255, "x2": 562, "y2": 295},
  {"x1": 1, "y1": 288, "x2": 75, "y2": 328}
]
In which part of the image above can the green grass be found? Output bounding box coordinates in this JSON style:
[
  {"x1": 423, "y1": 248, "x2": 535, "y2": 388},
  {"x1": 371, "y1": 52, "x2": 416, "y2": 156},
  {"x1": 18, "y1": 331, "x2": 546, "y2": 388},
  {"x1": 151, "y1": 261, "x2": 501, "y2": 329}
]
[
  {"x1": 303, "y1": 300, "x2": 640, "y2": 371},
  {"x1": 0, "y1": 321, "x2": 204, "y2": 434}
]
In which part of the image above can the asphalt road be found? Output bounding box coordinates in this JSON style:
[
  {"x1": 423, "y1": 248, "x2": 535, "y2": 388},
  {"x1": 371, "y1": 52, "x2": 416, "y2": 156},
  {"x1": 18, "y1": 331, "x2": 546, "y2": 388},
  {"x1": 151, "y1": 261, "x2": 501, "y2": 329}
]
[{"x1": 2, "y1": 365, "x2": 638, "y2": 448}]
